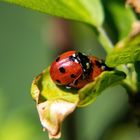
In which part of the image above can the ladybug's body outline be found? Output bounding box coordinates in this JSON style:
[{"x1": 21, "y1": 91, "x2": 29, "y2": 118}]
[{"x1": 50, "y1": 51, "x2": 111, "y2": 89}]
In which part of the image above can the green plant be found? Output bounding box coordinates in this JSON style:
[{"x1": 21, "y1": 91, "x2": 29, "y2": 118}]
[{"x1": 1, "y1": 0, "x2": 140, "y2": 139}]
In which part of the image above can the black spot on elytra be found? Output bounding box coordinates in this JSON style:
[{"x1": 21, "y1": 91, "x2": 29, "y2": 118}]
[
  {"x1": 56, "y1": 57, "x2": 60, "y2": 62},
  {"x1": 71, "y1": 74, "x2": 76, "y2": 78},
  {"x1": 59, "y1": 67, "x2": 65, "y2": 73},
  {"x1": 56, "y1": 79, "x2": 61, "y2": 84}
]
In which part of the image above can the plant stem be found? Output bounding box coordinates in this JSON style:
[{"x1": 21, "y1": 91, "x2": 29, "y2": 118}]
[
  {"x1": 96, "y1": 26, "x2": 137, "y2": 94},
  {"x1": 97, "y1": 27, "x2": 114, "y2": 54},
  {"x1": 96, "y1": 26, "x2": 140, "y2": 123}
]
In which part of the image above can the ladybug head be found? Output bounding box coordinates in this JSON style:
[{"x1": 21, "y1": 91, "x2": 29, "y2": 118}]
[{"x1": 75, "y1": 52, "x2": 92, "y2": 79}]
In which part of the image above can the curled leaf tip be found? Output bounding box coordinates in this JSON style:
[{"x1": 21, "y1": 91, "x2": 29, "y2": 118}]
[
  {"x1": 37, "y1": 100, "x2": 77, "y2": 139},
  {"x1": 31, "y1": 67, "x2": 78, "y2": 139}
]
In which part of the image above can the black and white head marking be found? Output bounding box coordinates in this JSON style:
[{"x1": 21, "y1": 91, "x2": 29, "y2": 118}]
[
  {"x1": 76, "y1": 52, "x2": 92, "y2": 78},
  {"x1": 68, "y1": 52, "x2": 92, "y2": 78}
]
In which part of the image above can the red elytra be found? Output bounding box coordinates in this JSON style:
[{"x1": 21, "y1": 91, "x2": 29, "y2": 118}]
[
  {"x1": 50, "y1": 51, "x2": 108, "y2": 89},
  {"x1": 50, "y1": 51, "x2": 83, "y2": 86},
  {"x1": 89, "y1": 56, "x2": 104, "y2": 80}
]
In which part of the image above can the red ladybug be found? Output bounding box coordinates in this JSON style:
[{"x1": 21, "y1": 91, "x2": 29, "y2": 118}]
[
  {"x1": 50, "y1": 51, "x2": 112, "y2": 89},
  {"x1": 69, "y1": 56, "x2": 107, "y2": 89},
  {"x1": 50, "y1": 51, "x2": 92, "y2": 86}
]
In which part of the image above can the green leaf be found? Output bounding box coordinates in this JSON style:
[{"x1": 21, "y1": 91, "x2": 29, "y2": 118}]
[
  {"x1": 2, "y1": 0, "x2": 104, "y2": 27},
  {"x1": 107, "y1": 2, "x2": 136, "y2": 39},
  {"x1": 31, "y1": 67, "x2": 78, "y2": 139},
  {"x1": 31, "y1": 67, "x2": 79, "y2": 103},
  {"x1": 106, "y1": 31, "x2": 140, "y2": 67},
  {"x1": 78, "y1": 70, "x2": 126, "y2": 107},
  {"x1": 31, "y1": 67, "x2": 126, "y2": 107}
]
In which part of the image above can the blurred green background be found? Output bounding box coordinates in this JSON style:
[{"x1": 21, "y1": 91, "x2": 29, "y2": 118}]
[{"x1": 0, "y1": 2, "x2": 139, "y2": 140}]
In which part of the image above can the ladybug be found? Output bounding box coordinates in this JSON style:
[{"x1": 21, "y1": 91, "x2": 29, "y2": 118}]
[
  {"x1": 69, "y1": 56, "x2": 109, "y2": 89},
  {"x1": 50, "y1": 51, "x2": 112, "y2": 89},
  {"x1": 50, "y1": 51, "x2": 92, "y2": 86}
]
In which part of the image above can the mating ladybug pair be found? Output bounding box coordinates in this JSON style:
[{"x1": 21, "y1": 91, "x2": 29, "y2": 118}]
[{"x1": 50, "y1": 51, "x2": 112, "y2": 89}]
